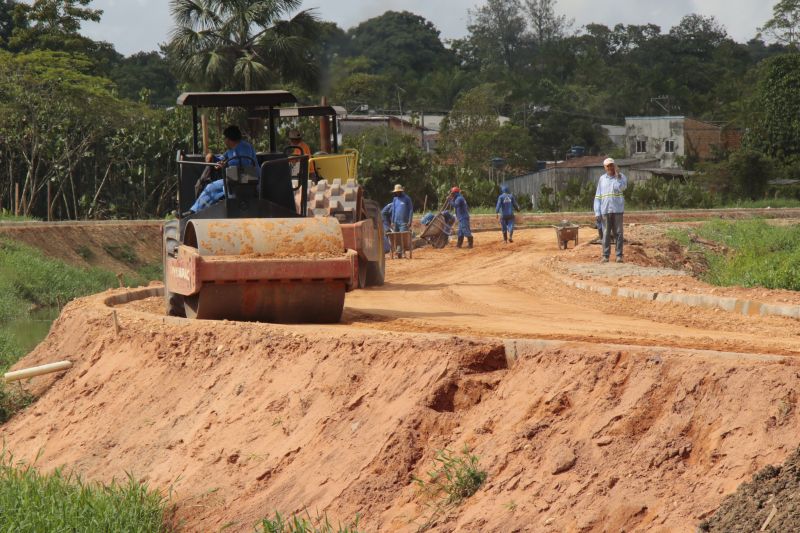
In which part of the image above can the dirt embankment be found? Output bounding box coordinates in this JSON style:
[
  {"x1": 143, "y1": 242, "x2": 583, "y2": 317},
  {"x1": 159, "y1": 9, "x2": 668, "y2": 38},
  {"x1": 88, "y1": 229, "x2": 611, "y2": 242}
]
[
  {"x1": 701, "y1": 447, "x2": 800, "y2": 532},
  {"x1": 0, "y1": 221, "x2": 162, "y2": 273},
  {"x1": 5, "y1": 287, "x2": 800, "y2": 532}
]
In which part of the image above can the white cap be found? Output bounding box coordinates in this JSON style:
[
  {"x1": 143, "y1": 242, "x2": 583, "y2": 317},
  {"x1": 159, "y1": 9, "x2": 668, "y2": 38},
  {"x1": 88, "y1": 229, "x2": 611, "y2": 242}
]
[{"x1": 603, "y1": 158, "x2": 615, "y2": 166}]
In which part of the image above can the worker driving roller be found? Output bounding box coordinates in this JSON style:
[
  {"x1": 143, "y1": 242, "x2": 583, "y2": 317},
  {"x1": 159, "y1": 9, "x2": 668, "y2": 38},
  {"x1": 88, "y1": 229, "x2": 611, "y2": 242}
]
[{"x1": 190, "y1": 125, "x2": 259, "y2": 214}]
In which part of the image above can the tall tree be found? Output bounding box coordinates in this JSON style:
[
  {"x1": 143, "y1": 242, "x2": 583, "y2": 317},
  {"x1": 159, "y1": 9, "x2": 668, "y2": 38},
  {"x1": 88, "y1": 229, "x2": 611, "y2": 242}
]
[
  {"x1": 524, "y1": 0, "x2": 573, "y2": 45},
  {"x1": 110, "y1": 51, "x2": 179, "y2": 105},
  {"x1": 744, "y1": 53, "x2": 800, "y2": 160},
  {"x1": 463, "y1": 0, "x2": 528, "y2": 72},
  {"x1": 759, "y1": 0, "x2": 800, "y2": 48},
  {"x1": 167, "y1": 0, "x2": 320, "y2": 91},
  {"x1": 7, "y1": 0, "x2": 104, "y2": 53},
  {"x1": 348, "y1": 11, "x2": 453, "y2": 79},
  {"x1": 0, "y1": 0, "x2": 18, "y2": 46}
]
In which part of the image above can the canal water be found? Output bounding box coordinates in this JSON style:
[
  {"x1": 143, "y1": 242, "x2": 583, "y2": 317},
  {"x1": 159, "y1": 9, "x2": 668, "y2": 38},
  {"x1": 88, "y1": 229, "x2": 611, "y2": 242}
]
[{"x1": 2, "y1": 307, "x2": 60, "y2": 357}]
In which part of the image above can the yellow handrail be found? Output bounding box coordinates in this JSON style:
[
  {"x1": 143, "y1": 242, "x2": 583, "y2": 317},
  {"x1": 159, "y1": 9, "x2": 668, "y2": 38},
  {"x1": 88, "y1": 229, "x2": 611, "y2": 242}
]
[{"x1": 309, "y1": 150, "x2": 359, "y2": 183}]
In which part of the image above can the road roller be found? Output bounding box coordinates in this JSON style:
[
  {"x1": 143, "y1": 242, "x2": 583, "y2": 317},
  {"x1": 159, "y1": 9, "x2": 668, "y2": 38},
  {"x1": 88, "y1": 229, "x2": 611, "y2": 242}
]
[{"x1": 163, "y1": 91, "x2": 385, "y2": 323}]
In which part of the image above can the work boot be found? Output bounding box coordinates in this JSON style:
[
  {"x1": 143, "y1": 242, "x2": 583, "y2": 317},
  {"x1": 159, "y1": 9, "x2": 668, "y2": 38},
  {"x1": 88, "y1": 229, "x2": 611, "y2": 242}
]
[
  {"x1": 509, "y1": 232, "x2": 514, "y2": 243},
  {"x1": 456, "y1": 236, "x2": 464, "y2": 248},
  {"x1": 503, "y1": 232, "x2": 508, "y2": 242},
  {"x1": 616, "y1": 256, "x2": 624, "y2": 263},
  {"x1": 467, "y1": 236, "x2": 474, "y2": 249}
]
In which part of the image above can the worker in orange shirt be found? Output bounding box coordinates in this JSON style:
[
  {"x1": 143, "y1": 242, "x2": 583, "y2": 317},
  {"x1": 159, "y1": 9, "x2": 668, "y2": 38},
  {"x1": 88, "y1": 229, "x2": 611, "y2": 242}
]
[{"x1": 288, "y1": 129, "x2": 317, "y2": 181}]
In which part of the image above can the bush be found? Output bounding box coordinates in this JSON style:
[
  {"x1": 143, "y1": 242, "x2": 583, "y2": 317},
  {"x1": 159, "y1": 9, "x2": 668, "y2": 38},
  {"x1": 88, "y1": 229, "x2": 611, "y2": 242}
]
[
  {"x1": 628, "y1": 177, "x2": 715, "y2": 209},
  {"x1": 258, "y1": 511, "x2": 362, "y2": 533},
  {"x1": 698, "y1": 150, "x2": 773, "y2": 202},
  {"x1": 558, "y1": 177, "x2": 596, "y2": 211},
  {"x1": 344, "y1": 128, "x2": 435, "y2": 211},
  {"x1": 0, "y1": 452, "x2": 172, "y2": 531}
]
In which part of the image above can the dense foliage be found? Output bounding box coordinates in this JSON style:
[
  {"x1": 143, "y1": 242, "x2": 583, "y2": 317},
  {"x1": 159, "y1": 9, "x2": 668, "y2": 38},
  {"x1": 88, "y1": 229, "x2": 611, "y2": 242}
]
[{"x1": 0, "y1": 0, "x2": 797, "y2": 218}]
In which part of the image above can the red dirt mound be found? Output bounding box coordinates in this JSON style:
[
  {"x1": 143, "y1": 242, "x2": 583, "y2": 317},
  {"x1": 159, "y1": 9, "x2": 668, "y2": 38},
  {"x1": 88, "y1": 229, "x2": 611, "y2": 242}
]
[{"x1": 4, "y1": 287, "x2": 800, "y2": 532}]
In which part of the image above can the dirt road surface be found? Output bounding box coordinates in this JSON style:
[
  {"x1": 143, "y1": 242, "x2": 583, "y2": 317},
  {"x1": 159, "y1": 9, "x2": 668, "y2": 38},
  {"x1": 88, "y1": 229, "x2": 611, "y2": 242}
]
[
  {"x1": 4, "y1": 224, "x2": 800, "y2": 532},
  {"x1": 345, "y1": 227, "x2": 800, "y2": 357}
]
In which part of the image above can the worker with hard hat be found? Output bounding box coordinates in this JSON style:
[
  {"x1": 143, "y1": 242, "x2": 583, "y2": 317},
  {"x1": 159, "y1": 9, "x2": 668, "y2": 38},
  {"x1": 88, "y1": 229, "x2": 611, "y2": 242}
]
[
  {"x1": 447, "y1": 187, "x2": 473, "y2": 248},
  {"x1": 288, "y1": 128, "x2": 316, "y2": 179},
  {"x1": 495, "y1": 185, "x2": 520, "y2": 243},
  {"x1": 593, "y1": 157, "x2": 627, "y2": 263}
]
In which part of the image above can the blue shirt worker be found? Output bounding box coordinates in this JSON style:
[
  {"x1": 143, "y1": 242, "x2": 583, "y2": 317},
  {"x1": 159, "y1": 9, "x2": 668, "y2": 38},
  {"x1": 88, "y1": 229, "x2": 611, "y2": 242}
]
[
  {"x1": 593, "y1": 157, "x2": 628, "y2": 263},
  {"x1": 190, "y1": 125, "x2": 260, "y2": 213},
  {"x1": 448, "y1": 187, "x2": 473, "y2": 249},
  {"x1": 380, "y1": 202, "x2": 393, "y2": 253},
  {"x1": 386, "y1": 184, "x2": 413, "y2": 232},
  {"x1": 495, "y1": 185, "x2": 520, "y2": 243}
]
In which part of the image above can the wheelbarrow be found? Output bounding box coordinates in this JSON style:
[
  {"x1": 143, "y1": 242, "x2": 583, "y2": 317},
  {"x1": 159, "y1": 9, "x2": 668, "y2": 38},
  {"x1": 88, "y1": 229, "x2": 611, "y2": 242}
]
[
  {"x1": 420, "y1": 210, "x2": 455, "y2": 249},
  {"x1": 553, "y1": 224, "x2": 579, "y2": 249}
]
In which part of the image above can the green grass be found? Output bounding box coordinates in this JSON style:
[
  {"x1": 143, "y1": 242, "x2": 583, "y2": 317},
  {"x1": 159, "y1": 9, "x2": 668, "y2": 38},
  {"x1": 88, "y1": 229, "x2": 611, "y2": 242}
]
[
  {"x1": 676, "y1": 219, "x2": 800, "y2": 290},
  {"x1": 258, "y1": 511, "x2": 363, "y2": 533},
  {"x1": 0, "y1": 238, "x2": 123, "y2": 321},
  {"x1": 0, "y1": 450, "x2": 173, "y2": 532},
  {"x1": 414, "y1": 447, "x2": 487, "y2": 506},
  {"x1": 0, "y1": 210, "x2": 37, "y2": 222},
  {"x1": 103, "y1": 243, "x2": 141, "y2": 266}
]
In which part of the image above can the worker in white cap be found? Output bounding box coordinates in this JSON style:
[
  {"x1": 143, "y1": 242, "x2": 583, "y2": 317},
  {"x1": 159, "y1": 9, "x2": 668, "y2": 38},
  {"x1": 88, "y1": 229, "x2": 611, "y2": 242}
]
[{"x1": 593, "y1": 158, "x2": 627, "y2": 263}]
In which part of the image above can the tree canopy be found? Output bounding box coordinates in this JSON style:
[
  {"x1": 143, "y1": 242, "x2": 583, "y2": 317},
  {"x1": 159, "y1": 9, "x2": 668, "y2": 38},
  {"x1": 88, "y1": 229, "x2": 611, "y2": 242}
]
[
  {"x1": 0, "y1": 0, "x2": 798, "y2": 218},
  {"x1": 166, "y1": 0, "x2": 320, "y2": 91}
]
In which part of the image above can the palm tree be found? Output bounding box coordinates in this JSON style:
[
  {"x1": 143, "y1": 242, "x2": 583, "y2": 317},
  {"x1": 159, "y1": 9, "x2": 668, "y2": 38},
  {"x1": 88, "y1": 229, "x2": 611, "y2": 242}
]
[{"x1": 168, "y1": 0, "x2": 319, "y2": 91}]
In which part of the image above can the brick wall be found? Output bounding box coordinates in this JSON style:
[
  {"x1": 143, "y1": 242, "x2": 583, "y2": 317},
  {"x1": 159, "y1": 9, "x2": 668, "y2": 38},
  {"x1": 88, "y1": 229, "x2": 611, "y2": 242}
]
[{"x1": 683, "y1": 118, "x2": 722, "y2": 161}]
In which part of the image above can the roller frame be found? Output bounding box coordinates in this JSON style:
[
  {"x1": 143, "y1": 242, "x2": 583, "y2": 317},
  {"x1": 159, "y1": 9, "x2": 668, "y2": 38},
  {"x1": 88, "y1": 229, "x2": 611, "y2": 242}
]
[{"x1": 166, "y1": 245, "x2": 358, "y2": 297}]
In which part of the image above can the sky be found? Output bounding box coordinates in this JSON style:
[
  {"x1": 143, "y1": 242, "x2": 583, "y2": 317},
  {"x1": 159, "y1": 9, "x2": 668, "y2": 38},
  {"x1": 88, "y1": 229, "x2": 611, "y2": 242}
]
[{"x1": 81, "y1": 0, "x2": 775, "y2": 56}]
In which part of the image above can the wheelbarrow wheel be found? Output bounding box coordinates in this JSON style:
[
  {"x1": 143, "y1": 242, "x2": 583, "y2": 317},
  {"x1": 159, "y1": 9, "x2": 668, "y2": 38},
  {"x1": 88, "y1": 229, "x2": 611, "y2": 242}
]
[{"x1": 432, "y1": 233, "x2": 449, "y2": 249}]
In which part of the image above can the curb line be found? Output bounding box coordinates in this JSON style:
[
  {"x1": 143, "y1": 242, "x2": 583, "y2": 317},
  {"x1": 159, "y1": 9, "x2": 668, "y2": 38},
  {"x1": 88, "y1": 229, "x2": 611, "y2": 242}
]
[{"x1": 560, "y1": 277, "x2": 800, "y2": 320}]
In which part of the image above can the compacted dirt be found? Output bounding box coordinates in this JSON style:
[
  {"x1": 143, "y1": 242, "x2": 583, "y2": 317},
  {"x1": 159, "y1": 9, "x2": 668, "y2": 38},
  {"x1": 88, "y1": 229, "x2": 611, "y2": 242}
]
[{"x1": 4, "y1": 224, "x2": 800, "y2": 532}]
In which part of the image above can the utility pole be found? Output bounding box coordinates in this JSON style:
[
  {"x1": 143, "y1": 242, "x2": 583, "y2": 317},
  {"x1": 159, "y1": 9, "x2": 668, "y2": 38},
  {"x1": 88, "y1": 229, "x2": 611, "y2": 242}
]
[{"x1": 420, "y1": 109, "x2": 425, "y2": 150}]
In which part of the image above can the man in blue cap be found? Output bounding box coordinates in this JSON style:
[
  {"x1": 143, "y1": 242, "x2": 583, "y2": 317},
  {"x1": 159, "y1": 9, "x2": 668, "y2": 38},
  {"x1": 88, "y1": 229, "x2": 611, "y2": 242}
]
[{"x1": 495, "y1": 185, "x2": 520, "y2": 243}]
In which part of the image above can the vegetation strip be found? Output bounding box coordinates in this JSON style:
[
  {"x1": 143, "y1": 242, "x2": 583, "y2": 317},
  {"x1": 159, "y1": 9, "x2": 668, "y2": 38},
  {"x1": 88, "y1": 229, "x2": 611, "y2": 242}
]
[{"x1": 0, "y1": 451, "x2": 173, "y2": 532}]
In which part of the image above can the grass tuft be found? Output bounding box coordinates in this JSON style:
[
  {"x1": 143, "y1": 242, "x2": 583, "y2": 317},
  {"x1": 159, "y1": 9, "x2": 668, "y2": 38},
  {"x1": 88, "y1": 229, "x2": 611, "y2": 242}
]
[
  {"x1": 0, "y1": 449, "x2": 173, "y2": 531},
  {"x1": 414, "y1": 447, "x2": 487, "y2": 506},
  {"x1": 258, "y1": 510, "x2": 363, "y2": 533}
]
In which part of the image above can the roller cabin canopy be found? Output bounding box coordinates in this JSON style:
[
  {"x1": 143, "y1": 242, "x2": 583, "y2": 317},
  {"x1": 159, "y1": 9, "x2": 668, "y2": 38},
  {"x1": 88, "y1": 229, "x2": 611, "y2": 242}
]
[
  {"x1": 177, "y1": 91, "x2": 297, "y2": 108},
  {"x1": 177, "y1": 91, "x2": 342, "y2": 154}
]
